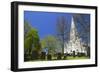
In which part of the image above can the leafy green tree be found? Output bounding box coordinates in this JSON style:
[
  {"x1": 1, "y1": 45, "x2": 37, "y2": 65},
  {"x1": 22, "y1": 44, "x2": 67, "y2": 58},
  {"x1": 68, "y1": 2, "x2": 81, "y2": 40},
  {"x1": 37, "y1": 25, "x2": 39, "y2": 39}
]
[
  {"x1": 24, "y1": 20, "x2": 32, "y2": 38},
  {"x1": 41, "y1": 35, "x2": 58, "y2": 55},
  {"x1": 24, "y1": 28, "x2": 41, "y2": 55}
]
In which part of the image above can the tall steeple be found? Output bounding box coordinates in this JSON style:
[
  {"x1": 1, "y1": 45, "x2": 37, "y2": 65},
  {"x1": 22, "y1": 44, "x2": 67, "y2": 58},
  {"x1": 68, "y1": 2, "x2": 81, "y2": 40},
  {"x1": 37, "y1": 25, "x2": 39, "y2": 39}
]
[
  {"x1": 70, "y1": 17, "x2": 78, "y2": 42},
  {"x1": 64, "y1": 16, "x2": 85, "y2": 54}
]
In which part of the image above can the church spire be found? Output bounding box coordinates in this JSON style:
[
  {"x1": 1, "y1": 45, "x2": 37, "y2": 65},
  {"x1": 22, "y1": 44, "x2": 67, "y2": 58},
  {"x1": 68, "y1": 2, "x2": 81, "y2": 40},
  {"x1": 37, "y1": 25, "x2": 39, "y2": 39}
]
[
  {"x1": 64, "y1": 16, "x2": 84, "y2": 54},
  {"x1": 70, "y1": 16, "x2": 78, "y2": 41}
]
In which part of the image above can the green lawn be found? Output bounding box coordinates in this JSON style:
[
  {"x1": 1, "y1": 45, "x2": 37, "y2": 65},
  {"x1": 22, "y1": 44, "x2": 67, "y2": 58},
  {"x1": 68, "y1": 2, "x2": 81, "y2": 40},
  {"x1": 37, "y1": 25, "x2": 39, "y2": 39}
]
[
  {"x1": 67, "y1": 56, "x2": 89, "y2": 60},
  {"x1": 25, "y1": 56, "x2": 89, "y2": 62},
  {"x1": 51, "y1": 56, "x2": 89, "y2": 60}
]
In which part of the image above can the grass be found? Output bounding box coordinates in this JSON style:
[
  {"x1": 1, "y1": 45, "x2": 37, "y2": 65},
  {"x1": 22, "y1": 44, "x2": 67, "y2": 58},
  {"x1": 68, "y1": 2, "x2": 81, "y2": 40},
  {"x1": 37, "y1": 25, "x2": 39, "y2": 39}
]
[
  {"x1": 52, "y1": 56, "x2": 89, "y2": 60},
  {"x1": 67, "y1": 56, "x2": 89, "y2": 60},
  {"x1": 25, "y1": 56, "x2": 89, "y2": 62}
]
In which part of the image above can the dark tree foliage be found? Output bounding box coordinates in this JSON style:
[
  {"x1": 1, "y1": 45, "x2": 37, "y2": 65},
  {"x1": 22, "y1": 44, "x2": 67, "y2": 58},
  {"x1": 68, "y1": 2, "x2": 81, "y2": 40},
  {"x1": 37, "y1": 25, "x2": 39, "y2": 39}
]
[
  {"x1": 73, "y1": 14, "x2": 90, "y2": 45},
  {"x1": 56, "y1": 16, "x2": 69, "y2": 54}
]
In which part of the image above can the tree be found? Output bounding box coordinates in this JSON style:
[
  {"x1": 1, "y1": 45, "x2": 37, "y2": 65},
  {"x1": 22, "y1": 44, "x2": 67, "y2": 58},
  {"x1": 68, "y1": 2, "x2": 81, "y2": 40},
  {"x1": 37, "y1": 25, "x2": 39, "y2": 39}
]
[
  {"x1": 73, "y1": 14, "x2": 90, "y2": 45},
  {"x1": 40, "y1": 35, "x2": 58, "y2": 55},
  {"x1": 24, "y1": 28, "x2": 41, "y2": 56},
  {"x1": 56, "y1": 16, "x2": 68, "y2": 54},
  {"x1": 24, "y1": 20, "x2": 32, "y2": 38},
  {"x1": 73, "y1": 14, "x2": 90, "y2": 57}
]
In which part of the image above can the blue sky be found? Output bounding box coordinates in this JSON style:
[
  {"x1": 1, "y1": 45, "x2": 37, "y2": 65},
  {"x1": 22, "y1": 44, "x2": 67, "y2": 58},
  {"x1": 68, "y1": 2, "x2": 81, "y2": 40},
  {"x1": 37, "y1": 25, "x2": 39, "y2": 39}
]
[
  {"x1": 24, "y1": 11, "x2": 72, "y2": 39},
  {"x1": 24, "y1": 11, "x2": 90, "y2": 44}
]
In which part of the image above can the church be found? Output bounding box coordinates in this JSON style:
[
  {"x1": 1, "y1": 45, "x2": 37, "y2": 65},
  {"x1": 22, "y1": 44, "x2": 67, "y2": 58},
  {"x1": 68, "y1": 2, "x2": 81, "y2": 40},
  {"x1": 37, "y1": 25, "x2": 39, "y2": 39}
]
[{"x1": 64, "y1": 16, "x2": 87, "y2": 55}]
